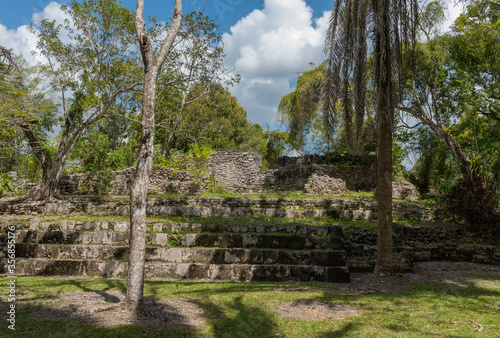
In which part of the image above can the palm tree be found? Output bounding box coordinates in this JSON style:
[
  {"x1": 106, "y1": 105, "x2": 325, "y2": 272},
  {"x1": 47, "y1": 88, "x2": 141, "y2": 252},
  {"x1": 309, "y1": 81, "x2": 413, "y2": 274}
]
[{"x1": 324, "y1": 0, "x2": 419, "y2": 275}]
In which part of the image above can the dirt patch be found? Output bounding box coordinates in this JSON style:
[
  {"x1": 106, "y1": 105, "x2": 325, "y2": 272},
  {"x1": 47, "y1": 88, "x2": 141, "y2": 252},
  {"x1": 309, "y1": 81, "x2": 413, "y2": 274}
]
[
  {"x1": 276, "y1": 300, "x2": 359, "y2": 321},
  {"x1": 26, "y1": 291, "x2": 205, "y2": 328}
]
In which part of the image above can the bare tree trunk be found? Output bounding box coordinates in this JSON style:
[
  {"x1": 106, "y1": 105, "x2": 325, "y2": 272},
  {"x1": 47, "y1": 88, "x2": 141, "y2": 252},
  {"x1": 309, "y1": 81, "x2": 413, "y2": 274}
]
[
  {"x1": 126, "y1": 0, "x2": 182, "y2": 314},
  {"x1": 374, "y1": 0, "x2": 394, "y2": 276},
  {"x1": 126, "y1": 67, "x2": 157, "y2": 312}
]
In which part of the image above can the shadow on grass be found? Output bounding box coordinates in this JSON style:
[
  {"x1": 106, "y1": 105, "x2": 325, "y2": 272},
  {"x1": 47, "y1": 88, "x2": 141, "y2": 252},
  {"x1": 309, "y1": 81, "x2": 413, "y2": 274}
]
[
  {"x1": 198, "y1": 295, "x2": 279, "y2": 338},
  {"x1": 317, "y1": 322, "x2": 361, "y2": 337},
  {"x1": 0, "y1": 300, "x2": 198, "y2": 337},
  {"x1": 2, "y1": 267, "x2": 499, "y2": 337}
]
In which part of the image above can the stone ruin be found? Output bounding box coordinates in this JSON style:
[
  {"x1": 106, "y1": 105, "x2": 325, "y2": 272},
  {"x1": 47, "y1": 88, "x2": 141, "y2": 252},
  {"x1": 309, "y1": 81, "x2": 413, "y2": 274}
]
[
  {"x1": 53, "y1": 150, "x2": 379, "y2": 196},
  {"x1": 5, "y1": 149, "x2": 421, "y2": 200},
  {"x1": 304, "y1": 174, "x2": 346, "y2": 195},
  {"x1": 1, "y1": 150, "x2": 497, "y2": 283}
]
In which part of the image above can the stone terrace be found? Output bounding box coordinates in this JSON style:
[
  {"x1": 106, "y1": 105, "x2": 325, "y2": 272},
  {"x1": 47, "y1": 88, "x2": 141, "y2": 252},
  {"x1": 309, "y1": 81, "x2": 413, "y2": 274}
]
[{"x1": 0, "y1": 196, "x2": 495, "y2": 282}]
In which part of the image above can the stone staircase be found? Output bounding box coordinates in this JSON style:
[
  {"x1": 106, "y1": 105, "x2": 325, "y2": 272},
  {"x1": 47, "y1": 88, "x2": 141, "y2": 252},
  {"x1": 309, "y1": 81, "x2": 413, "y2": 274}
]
[
  {"x1": 0, "y1": 219, "x2": 351, "y2": 283},
  {"x1": 1, "y1": 196, "x2": 495, "y2": 282}
]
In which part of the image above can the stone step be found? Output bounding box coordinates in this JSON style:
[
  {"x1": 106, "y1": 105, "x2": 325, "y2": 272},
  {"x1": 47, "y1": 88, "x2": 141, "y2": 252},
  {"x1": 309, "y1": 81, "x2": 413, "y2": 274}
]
[
  {"x1": 117, "y1": 197, "x2": 440, "y2": 221},
  {"x1": 5, "y1": 230, "x2": 344, "y2": 250},
  {"x1": 9, "y1": 243, "x2": 348, "y2": 267},
  {"x1": 1, "y1": 220, "x2": 344, "y2": 237},
  {"x1": 5, "y1": 230, "x2": 131, "y2": 246},
  {"x1": 127, "y1": 205, "x2": 372, "y2": 220},
  {"x1": 0, "y1": 197, "x2": 443, "y2": 222},
  {"x1": 175, "y1": 233, "x2": 344, "y2": 250},
  {"x1": 0, "y1": 259, "x2": 350, "y2": 283}
]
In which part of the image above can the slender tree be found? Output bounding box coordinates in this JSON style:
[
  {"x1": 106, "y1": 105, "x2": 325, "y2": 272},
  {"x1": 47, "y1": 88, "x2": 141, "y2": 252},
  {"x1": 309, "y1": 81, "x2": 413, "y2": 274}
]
[
  {"x1": 324, "y1": 0, "x2": 419, "y2": 275},
  {"x1": 126, "y1": 0, "x2": 182, "y2": 313}
]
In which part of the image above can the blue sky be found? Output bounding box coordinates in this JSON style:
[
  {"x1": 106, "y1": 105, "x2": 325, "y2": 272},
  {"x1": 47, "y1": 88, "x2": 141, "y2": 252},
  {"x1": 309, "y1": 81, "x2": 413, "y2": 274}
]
[
  {"x1": 0, "y1": 1, "x2": 461, "y2": 128},
  {"x1": 0, "y1": 1, "x2": 332, "y2": 33}
]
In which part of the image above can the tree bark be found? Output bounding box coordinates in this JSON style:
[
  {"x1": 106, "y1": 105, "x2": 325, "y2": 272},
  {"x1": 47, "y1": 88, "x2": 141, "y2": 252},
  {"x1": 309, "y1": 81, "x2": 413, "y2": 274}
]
[
  {"x1": 373, "y1": 0, "x2": 394, "y2": 276},
  {"x1": 20, "y1": 125, "x2": 52, "y2": 182},
  {"x1": 126, "y1": 65, "x2": 157, "y2": 312},
  {"x1": 126, "y1": 0, "x2": 182, "y2": 314}
]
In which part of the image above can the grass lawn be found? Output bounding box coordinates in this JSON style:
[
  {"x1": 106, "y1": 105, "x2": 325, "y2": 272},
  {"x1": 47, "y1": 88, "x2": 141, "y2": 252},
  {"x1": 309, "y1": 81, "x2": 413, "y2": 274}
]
[{"x1": 1, "y1": 272, "x2": 499, "y2": 337}]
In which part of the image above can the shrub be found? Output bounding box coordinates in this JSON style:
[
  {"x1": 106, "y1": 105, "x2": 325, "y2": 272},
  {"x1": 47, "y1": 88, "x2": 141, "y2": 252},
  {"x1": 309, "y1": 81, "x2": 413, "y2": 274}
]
[
  {"x1": 0, "y1": 173, "x2": 14, "y2": 197},
  {"x1": 445, "y1": 176, "x2": 500, "y2": 243}
]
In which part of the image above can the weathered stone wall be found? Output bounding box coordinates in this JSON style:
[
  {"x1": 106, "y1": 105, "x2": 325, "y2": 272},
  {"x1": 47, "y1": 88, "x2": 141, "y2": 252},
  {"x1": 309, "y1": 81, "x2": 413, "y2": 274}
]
[
  {"x1": 10, "y1": 150, "x2": 381, "y2": 196},
  {"x1": 207, "y1": 150, "x2": 266, "y2": 194},
  {"x1": 1, "y1": 219, "x2": 496, "y2": 276},
  {"x1": 304, "y1": 174, "x2": 346, "y2": 195},
  {"x1": 392, "y1": 180, "x2": 420, "y2": 202},
  {"x1": 272, "y1": 164, "x2": 376, "y2": 192},
  {"x1": 344, "y1": 223, "x2": 496, "y2": 271},
  {"x1": 58, "y1": 167, "x2": 198, "y2": 196},
  {"x1": 56, "y1": 150, "x2": 268, "y2": 195}
]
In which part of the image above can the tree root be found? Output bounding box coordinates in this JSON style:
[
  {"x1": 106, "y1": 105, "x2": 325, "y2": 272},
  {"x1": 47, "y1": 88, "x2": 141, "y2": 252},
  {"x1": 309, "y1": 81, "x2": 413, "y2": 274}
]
[
  {"x1": 84, "y1": 303, "x2": 125, "y2": 315},
  {"x1": 84, "y1": 300, "x2": 155, "y2": 317}
]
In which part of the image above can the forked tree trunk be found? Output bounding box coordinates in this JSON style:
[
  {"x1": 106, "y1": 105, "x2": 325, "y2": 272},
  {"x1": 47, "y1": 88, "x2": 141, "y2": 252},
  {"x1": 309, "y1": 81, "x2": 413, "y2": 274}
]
[
  {"x1": 126, "y1": 0, "x2": 182, "y2": 314},
  {"x1": 373, "y1": 0, "x2": 394, "y2": 276}
]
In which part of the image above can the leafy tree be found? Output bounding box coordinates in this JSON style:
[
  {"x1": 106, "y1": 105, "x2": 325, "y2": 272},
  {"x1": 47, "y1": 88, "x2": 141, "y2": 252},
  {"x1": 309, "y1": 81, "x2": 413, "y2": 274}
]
[
  {"x1": 276, "y1": 62, "x2": 377, "y2": 154},
  {"x1": 153, "y1": 12, "x2": 239, "y2": 157},
  {"x1": 0, "y1": 48, "x2": 58, "y2": 179},
  {"x1": 156, "y1": 82, "x2": 266, "y2": 154},
  {"x1": 400, "y1": 2, "x2": 500, "y2": 184},
  {"x1": 24, "y1": 0, "x2": 141, "y2": 200},
  {"x1": 398, "y1": 1, "x2": 500, "y2": 233},
  {"x1": 277, "y1": 63, "x2": 327, "y2": 150},
  {"x1": 263, "y1": 129, "x2": 290, "y2": 169}
]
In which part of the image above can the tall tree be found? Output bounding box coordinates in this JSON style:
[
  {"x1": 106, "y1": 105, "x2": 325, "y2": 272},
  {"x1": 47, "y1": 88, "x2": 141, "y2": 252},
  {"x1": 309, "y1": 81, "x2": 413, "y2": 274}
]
[
  {"x1": 126, "y1": 0, "x2": 182, "y2": 314},
  {"x1": 325, "y1": 0, "x2": 419, "y2": 275}
]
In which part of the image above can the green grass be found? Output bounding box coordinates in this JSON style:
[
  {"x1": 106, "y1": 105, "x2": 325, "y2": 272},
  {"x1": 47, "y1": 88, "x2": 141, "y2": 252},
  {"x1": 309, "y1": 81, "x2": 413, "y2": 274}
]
[{"x1": 1, "y1": 275, "x2": 499, "y2": 337}]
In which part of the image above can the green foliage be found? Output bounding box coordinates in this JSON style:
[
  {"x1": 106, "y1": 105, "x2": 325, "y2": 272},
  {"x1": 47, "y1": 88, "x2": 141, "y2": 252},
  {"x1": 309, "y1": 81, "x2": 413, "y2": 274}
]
[
  {"x1": 277, "y1": 62, "x2": 376, "y2": 154},
  {"x1": 445, "y1": 176, "x2": 500, "y2": 243},
  {"x1": 0, "y1": 173, "x2": 14, "y2": 198},
  {"x1": 70, "y1": 127, "x2": 118, "y2": 196},
  {"x1": 323, "y1": 151, "x2": 376, "y2": 167},
  {"x1": 208, "y1": 171, "x2": 228, "y2": 194},
  {"x1": 263, "y1": 129, "x2": 290, "y2": 169},
  {"x1": 277, "y1": 63, "x2": 326, "y2": 149},
  {"x1": 392, "y1": 139, "x2": 407, "y2": 180},
  {"x1": 156, "y1": 83, "x2": 267, "y2": 155},
  {"x1": 187, "y1": 144, "x2": 213, "y2": 185}
]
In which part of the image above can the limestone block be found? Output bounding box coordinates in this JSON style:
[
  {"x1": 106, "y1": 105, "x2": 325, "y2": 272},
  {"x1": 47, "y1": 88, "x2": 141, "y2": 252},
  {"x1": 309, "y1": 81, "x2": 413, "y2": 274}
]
[
  {"x1": 392, "y1": 180, "x2": 420, "y2": 201},
  {"x1": 304, "y1": 174, "x2": 346, "y2": 195},
  {"x1": 115, "y1": 222, "x2": 129, "y2": 232},
  {"x1": 156, "y1": 233, "x2": 168, "y2": 246}
]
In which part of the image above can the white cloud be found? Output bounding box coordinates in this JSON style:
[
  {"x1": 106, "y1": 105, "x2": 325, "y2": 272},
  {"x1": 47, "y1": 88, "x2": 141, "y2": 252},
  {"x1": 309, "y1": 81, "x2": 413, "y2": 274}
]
[
  {"x1": 222, "y1": 0, "x2": 331, "y2": 125},
  {"x1": 443, "y1": 2, "x2": 463, "y2": 32},
  {"x1": 0, "y1": 1, "x2": 70, "y2": 65}
]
